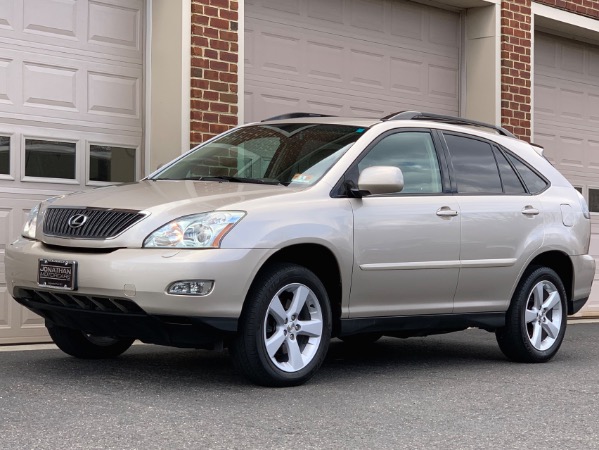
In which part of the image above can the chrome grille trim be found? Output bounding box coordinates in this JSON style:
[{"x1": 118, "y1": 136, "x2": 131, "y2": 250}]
[{"x1": 43, "y1": 207, "x2": 146, "y2": 239}]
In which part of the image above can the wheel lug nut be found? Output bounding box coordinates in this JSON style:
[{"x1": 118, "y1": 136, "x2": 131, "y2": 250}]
[
  {"x1": 290, "y1": 334, "x2": 295, "y2": 340},
  {"x1": 295, "y1": 324, "x2": 300, "y2": 330},
  {"x1": 284, "y1": 330, "x2": 287, "y2": 335}
]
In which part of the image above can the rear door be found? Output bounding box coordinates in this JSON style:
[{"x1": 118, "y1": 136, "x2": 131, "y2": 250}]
[{"x1": 440, "y1": 132, "x2": 547, "y2": 313}]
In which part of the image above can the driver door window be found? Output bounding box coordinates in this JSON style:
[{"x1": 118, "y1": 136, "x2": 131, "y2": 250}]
[{"x1": 358, "y1": 132, "x2": 442, "y2": 194}]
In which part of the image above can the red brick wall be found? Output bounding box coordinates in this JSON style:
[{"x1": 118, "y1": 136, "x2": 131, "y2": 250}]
[
  {"x1": 190, "y1": 0, "x2": 239, "y2": 147},
  {"x1": 501, "y1": 0, "x2": 599, "y2": 140},
  {"x1": 536, "y1": 0, "x2": 599, "y2": 18}
]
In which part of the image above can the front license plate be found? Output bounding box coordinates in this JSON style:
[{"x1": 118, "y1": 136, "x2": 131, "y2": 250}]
[{"x1": 38, "y1": 259, "x2": 77, "y2": 290}]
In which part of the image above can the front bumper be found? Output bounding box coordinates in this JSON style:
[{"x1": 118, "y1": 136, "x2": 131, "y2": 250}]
[
  {"x1": 6, "y1": 238, "x2": 271, "y2": 319},
  {"x1": 12, "y1": 288, "x2": 236, "y2": 348}
]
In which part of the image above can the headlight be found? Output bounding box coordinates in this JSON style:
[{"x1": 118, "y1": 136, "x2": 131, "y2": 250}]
[
  {"x1": 22, "y1": 203, "x2": 41, "y2": 239},
  {"x1": 143, "y1": 211, "x2": 245, "y2": 248}
]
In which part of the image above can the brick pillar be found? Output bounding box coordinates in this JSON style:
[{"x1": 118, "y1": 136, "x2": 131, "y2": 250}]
[
  {"x1": 190, "y1": 0, "x2": 239, "y2": 147},
  {"x1": 500, "y1": 0, "x2": 532, "y2": 141}
]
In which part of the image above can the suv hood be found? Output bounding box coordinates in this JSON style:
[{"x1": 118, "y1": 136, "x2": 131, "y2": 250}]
[
  {"x1": 40, "y1": 180, "x2": 303, "y2": 248},
  {"x1": 50, "y1": 180, "x2": 297, "y2": 213}
]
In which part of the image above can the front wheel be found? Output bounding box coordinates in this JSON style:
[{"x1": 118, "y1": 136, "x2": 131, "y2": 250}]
[
  {"x1": 496, "y1": 267, "x2": 567, "y2": 363},
  {"x1": 47, "y1": 323, "x2": 134, "y2": 359},
  {"x1": 231, "y1": 263, "x2": 332, "y2": 387}
]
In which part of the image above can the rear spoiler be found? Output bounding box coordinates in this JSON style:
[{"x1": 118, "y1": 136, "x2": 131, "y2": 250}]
[{"x1": 530, "y1": 142, "x2": 544, "y2": 157}]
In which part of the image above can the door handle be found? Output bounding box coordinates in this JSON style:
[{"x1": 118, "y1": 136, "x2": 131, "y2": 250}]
[
  {"x1": 521, "y1": 206, "x2": 540, "y2": 216},
  {"x1": 436, "y1": 207, "x2": 458, "y2": 217}
]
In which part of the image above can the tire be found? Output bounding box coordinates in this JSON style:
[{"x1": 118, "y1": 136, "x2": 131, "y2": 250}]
[
  {"x1": 496, "y1": 266, "x2": 567, "y2": 363},
  {"x1": 230, "y1": 263, "x2": 332, "y2": 387},
  {"x1": 339, "y1": 333, "x2": 383, "y2": 345},
  {"x1": 47, "y1": 323, "x2": 134, "y2": 359}
]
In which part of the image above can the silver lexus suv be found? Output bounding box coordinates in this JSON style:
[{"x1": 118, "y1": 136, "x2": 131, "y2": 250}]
[{"x1": 6, "y1": 111, "x2": 595, "y2": 387}]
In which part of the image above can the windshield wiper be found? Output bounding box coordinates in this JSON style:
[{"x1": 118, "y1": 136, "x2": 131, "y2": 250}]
[{"x1": 157, "y1": 175, "x2": 283, "y2": 185}]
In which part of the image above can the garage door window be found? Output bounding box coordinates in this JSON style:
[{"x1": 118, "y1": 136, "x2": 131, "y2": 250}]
[
  {"x1": 0, "y1": 136, "x2": 9, "y2": 175},
  {"x1": 90, "y1": 145, "x2": 136, "y2": 183},
  {"x1": 25, "y1": 139, "x2": 76, "y2": 180},
  {"x1": 589, "y1": 189, "x2": 599, "y2": 213}
]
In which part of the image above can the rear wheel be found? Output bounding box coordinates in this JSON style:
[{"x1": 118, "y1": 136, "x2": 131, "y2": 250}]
[
  {"x1": 47, "y1": 323, "x2": 134, "y2": 359},
  {"x1": 496, "y1": 267, "x2": 567, "y2": 363},
  {"x1": 231, "y1": 263, "x2": 332, "y2": 387}
]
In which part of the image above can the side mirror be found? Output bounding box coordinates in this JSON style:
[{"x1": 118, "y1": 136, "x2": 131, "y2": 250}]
[{"x1": 353, "y1": 166, "x2": 404, "y2": 197}]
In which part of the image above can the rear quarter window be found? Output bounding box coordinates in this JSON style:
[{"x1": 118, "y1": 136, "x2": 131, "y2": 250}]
[{"x1": 505, "y1": 153, "x2": 549, "y2": 194}]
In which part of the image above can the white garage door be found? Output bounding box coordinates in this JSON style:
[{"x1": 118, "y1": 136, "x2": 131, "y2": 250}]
[
  {"x1": 534, "y1": 32, "x2": 599, "y2": 316},
  {"x1": 244, "y1": 0, "x2": 461, "y2": 122},
  {"x1": 0, "y1": 0, "x2": 145, "y2": 343}
]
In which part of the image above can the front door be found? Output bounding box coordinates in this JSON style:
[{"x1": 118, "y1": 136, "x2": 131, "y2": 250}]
[{"x1": 348, "y1": 130, "x2": 460, "y2": 317}]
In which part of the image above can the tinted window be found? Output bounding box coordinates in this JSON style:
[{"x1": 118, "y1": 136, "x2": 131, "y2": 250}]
[
  {"x1": 25, "y1": 139, "x2": 76, "y2": 179},
  {"x1": 444, "y1": 134, "x2": 502, "y2": 194},
  {"x1": 358, "y1": 132, "x2": 442, "y2": 193},
  {"x1": 505, "y1": 153, "x2": 548, "y2": 194},
  {"x1": 493, "y1": 147, "x2": 526, "y2": 194},
  {"x1": 589, "y1": 189, "x2": 599, "y2": 213},
  {"x1": 90, "y1": 145, "x2": 136, "y2": 183},
  {"x1": 0, "y1": 136, "x2": 8, "y2": 175}
]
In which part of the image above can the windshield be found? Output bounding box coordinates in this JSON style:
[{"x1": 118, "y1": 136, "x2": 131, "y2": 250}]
[{"x1": 151, "y1": 124, "x2": 367, "y2": 185}]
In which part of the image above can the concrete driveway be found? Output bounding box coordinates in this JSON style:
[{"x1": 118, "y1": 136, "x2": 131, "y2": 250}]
[{"x1": 1, "y1": 323, "x2": 598, "y2": 449}]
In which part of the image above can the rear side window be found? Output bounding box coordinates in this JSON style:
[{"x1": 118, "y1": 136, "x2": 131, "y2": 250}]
[
  {"x1": 444, "y1": 134, "x2": 502, "y2": 194},
  {"x1": 505, "y1": 153, "x2": 548, "y2": 194},
  {"x1": 493, "y1": 147, "x2": 526, "y2": 194}
]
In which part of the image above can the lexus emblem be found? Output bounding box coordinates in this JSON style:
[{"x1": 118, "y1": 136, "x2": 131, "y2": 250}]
[{"x1": 68, "y1": 214, "x2": 89, "y2": 229}]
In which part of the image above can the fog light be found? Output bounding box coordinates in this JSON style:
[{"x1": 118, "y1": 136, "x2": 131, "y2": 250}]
[{"x1": 167, "y1": 280, "x2": 214, "y2": 296}]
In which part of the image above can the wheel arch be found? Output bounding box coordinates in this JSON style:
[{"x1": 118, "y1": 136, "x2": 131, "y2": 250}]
[
  {"x1": 244, "y1": 243, "x2": 343, "y2": 336},
  {"x1": 522, "y1": 250, "x2": 574, "y2": 314}
]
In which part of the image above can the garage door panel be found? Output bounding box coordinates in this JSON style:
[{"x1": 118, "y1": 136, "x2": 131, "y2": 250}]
[
  {"x1": 23, "y1": 0, "x2": 78, "y2": 40},
  {"x1": 0, "y1": 47, "x2": 142, "y2": 128},
  {"x1": 535, "y1": 126, "x2": 594, "y2": 174},
  {"x1": 307, "y1": 0, "x2": 345, "y2": 25},
  {"x1": 246, "y1": 79, "x2": 458, "y2": 123},
  {"x1": 246, "y1": 0, "x2": 460, "y2": 122},
  {"x1": 0, "y1": 0, "x2": 143, "y2": 62},
  {"x1": 88, "y1": 0, "x2": 143, "y2": 51},
  {"x1": 535, "y1": 32, "x2": 599, "y2": 316}
]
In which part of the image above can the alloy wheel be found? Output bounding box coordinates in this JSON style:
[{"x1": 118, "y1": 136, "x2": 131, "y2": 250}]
[{"x1": 263, "y1": 283, "x2": 323, "y2": 373}]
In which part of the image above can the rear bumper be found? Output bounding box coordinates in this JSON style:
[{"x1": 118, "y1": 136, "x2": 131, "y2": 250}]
[
  {"x1": 570, "y1": 254, "x2": 595, "y2": 314},
  {"x1": 13, "y1": 287, "x2": 237, "y2": 348}
]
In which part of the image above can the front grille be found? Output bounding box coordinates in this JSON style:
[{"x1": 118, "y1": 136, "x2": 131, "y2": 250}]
[
  {"x1": 17, "y1": 288, "x2": 145, "y2": 314},
  {"x1": 43, "y1": 207, "x2": 145, "y2": 239}
]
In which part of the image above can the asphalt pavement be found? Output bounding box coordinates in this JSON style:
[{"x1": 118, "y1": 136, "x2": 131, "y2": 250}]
[{"x1": 1, "y1": 323, "x2": 598, "y2": 450}]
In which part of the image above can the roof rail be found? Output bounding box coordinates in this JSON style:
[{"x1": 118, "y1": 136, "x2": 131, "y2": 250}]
[
  {"x1": 383, "y1": 110, "x2": 516, "y2": 139},
  {"x1": 261, "y1": 112, "x2": 334, "y2": 122}
]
